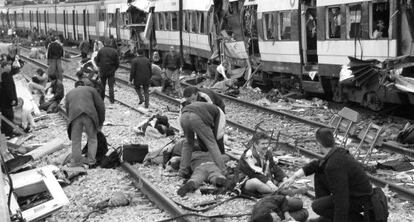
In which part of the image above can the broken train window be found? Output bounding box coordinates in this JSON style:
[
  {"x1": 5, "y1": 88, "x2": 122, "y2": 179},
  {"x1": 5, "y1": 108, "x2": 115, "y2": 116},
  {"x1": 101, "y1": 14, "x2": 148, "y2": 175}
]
[
  {"x1": 347, "y1": 4, "x2": 362, "y2": 39},
  {"x1": 327, "y1": 6, "x2": 341, "y2": 38},
  {"x1": 166, "y1": 12, "x2": 171, "y2": 30},
  {"x1": 370, "y1": 2, "x2": 389, "y2": 39},
  {"x1": 263, "y1": 12, "x2": 276, "y2": 40},
  {"x1": 279, "y1": 11, "x2": 291, "y2": 40}
]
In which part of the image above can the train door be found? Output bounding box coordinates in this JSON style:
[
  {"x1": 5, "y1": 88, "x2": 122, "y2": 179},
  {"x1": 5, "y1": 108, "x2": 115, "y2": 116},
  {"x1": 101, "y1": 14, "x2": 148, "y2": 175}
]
[
  {"x1": 63, "y1": 10, "x2": 67, "y2": 39},
  {"x1": 36, "y1": 11, "x2": 40, "y2": 32},
  {"x1": 115, "y1": 8, "x2": 120, "y2": 39},
  {"x1": 83, "y1": 9, "x2": 87, "y2": 39},
  {"x1": 14, "y1": 11, "x2": 17, "y2": 28},
  {"x1": 301, "y1": 0, "x2": 317, "y2": 64},
  {"x1": 72, "y1": 10, "x2": 76, "y2": 40},
  {"x1": 44, "y1": 10, "x2": 47, "y2": 34}
]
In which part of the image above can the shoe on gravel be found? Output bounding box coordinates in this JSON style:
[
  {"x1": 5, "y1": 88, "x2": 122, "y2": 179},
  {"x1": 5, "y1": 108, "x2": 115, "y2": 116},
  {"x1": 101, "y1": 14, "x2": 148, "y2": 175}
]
[{"x1": 177, "y1": 180, "x2": 197, "y2": 197}]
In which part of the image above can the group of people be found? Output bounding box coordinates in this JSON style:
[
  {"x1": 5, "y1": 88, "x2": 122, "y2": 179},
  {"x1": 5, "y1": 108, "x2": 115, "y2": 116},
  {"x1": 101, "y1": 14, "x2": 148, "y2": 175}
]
[{"x1": 157, "y1": 85, "x2": 386, "y2": 222}]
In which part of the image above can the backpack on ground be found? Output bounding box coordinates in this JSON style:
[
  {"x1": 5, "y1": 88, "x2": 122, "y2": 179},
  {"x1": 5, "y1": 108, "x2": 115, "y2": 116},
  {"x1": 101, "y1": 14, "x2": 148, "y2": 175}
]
[{"x1": 82, "y1": 131, "x2": 108, "y2": 165}]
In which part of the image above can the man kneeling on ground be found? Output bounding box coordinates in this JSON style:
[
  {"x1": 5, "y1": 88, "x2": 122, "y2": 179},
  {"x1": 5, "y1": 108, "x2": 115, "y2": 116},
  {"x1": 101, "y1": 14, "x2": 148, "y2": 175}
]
[{"x1": 177, "y1": 150, "x2": 229, "y2": 196}]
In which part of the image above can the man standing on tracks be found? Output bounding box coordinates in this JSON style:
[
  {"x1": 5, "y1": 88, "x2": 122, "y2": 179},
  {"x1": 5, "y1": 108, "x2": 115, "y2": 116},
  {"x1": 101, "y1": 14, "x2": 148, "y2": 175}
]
[
  {"x1": 129, "y1": 48, "x2": 152, "y2": 109},
  {"x1": 281, "y1": 128, "x2": 374, "y2": 222},
  {"x1": 46, "y1": 36, "x2": 64, "y2": 81},
  {"x1": 65, "y1": 81, "x2": 105, "y2": 168},
  {"x1": 179, "y1": 101, "x2": 226, "y2": 178},
  {"x1": 162, "y1": 46, "x2": 182, "y2": 95},
  {"x1": 0, "y1": 65, "x2": 18, "y2": 138},
  {"x1": 95, "y1": 45, "x2": 119, "y2": 104},
  {"x1": 79, "y1": 39, "x2": 90, "y2": 59}
]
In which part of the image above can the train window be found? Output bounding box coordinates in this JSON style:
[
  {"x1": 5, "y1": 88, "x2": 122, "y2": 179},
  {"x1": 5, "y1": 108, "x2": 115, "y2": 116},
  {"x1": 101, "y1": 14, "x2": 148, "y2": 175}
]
[
  {"x1": 279, "y1": 11, "x2": 291, "y2": 40},
  {"x1": 159, "y1": 13, "x2": 165, "y2": 30},
  {"x1": 327, "y1": 7, "x2": 342, "y2": 38},
  {"x1": 166, "y1": 13, "x2": 171, "y2": 30},
  {"x1": 108, "y1": 13, "x2": 116, "y2": 28},
  {"x1": 184, "y1": 11, "x2": 191, "y2": 32},
  {"x1": 121, "y1": 12, "x2": 129, "y2": 25},
  {"x1": 171, "y1": 12, "x2": 178, "y2": 30},
  {"x1": 347, "y1": 4, "x2": 362, "y2": 39},
  {"x1": 191, "y1": 12, "x2": 198, "y2": 33},
  {"x1": 263, "y1": 12, "x2": 276, "y2": 40},
  {"x1": 199, "y1": 12, "x2": 205, "y2": 34},
  {"x1": 99, "y1": 9, "x2": 106, "y2": 22},
  {"x1": 370, "y1": 2, "x2": 389, "y2": 39}
]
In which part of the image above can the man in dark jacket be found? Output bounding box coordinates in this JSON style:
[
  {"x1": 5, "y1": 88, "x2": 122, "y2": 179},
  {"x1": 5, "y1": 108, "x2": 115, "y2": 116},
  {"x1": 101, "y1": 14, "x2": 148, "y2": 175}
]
[
  {"x1": 109, "y1": 35, "x2": 117, "y2": 50},
  {"x1": 183, "y1": 86, "x2": 225, "y2": 113},
  {"x1": 162, "y1": 46, "x2": 181, "y2": 94},
  {"x1": 129, "y1": 49, "x2": 152, "y2": 108},
  {"x1": 79, "y1": 39, "x2": 90, "y2": 59},
  {"x1": 0, "y1": 68, "x2": 17, "y2": 137},
  {"x1": 65, "y1": 81, "x2": 105, "y2": 167},
  {"x1": 95, "y1": 46, "x2": 119, "y2": 103},
  {"x1": 39, "y1": 74, "x2": 64, "y2": 113},
  {"x1": 281, "y1": 128, "x2": 373, "y2": 222},
  {"x1": 46, "y1": 36, "x2": 64, "y2": 81},
  {"x1": 179, "y1": 102, "x2": 226, "y2": 178}
]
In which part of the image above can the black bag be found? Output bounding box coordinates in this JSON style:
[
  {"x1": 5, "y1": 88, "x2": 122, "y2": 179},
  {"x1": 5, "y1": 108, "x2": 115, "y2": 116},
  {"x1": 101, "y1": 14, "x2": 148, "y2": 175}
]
[
  {"x1": 369, "y1": 187, "x2": 389, "y2": 222},
  {"x1": 122, "y1": 144, "x2": 149, "y2": 164},
  {"x1": 100, "y1": 149, "x2": 121, "y2": 168},
  {"x1": 82, "y1": 131, "x2": 108, "y2": 164}
]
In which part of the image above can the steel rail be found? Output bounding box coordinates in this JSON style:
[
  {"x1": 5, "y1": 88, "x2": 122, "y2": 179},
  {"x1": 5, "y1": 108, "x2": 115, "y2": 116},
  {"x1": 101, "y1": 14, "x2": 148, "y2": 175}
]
[
  {"x1": 152, "y1": 90, "x2": 414, "y2": 202},
  {"x1": 19, "y1": 54, "x2": 191, "y2": 222},
  {"x1": 179, "y1": 82, "x2": 414, "y2": 157},
  {"x1": 33, "y1": 48, "x2": 414, "y2": 201}
]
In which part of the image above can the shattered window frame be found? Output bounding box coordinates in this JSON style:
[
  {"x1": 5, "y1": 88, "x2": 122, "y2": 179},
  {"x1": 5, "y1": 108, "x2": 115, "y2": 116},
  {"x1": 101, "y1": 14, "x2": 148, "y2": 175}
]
[
  {"x1": 326, "y1": 6, "x2": 342, "y2": 39},
  {"x1": 279, "y1": 11, "x2": 291, "y2": 40},
  {"x1": 369, "y1": 1, "x2": 390, "y2": 39},
  {"x1": 263, "y1": 12, "x2": 276, "y2": 40},
  {"x1": 346, "y1": 4, "x2": 362, "y2": 39}
]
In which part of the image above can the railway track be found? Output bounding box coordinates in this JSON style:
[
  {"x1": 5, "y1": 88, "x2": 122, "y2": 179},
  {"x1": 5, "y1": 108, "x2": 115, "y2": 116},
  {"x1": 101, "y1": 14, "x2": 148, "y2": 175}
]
[
  {"x1": 18, "y1": 48, "x2": 414, "y2": 220},
  {"x1": 17, "y1": 54, "x2": 190, "y2": 222}
]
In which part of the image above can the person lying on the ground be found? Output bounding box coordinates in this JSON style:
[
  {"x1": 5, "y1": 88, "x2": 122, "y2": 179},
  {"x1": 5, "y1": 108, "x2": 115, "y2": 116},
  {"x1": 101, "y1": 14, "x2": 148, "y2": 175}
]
[
  {"x1": 183, "y1": 86, "x2": 225, "y2": 113},
  {"x1": 238, "y1": 132, "x2": 287, "y2": 197},
  {"x1": 251, "y1": 194, "x2": 309, "y2": 222},
  {"x1": 177, "y1": 150, "x2": 230, "y2": 196},
  {"x1": 13, "y1": 97, "x2": 35, "y2": 132},
  {"x1": 39, "y1": 74, "x2": 64, "y2": 113}
]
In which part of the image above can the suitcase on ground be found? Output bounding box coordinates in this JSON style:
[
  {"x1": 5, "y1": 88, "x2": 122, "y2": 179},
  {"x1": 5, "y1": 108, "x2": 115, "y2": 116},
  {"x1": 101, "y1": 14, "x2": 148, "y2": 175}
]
[{"x1": 122, "y1": 144, "x2": 149, "y2": 164}]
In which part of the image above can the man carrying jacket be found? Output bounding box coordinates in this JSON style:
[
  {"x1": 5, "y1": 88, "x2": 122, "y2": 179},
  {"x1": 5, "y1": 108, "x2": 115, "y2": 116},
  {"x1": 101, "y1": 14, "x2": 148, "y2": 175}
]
[
  {"x1": 95, "y1": 45, "x2": 119, "y2": 103},
  {"x1": 47, "y1": 36, "x2": 64, "y2": 81},
  {"x1": 129, "y1": 49, "x2": 152, "y2": 108},
  {"x1": 281, "y1": 128, "x2": 373, "y2": 222},
  {"x1": 179, "y1": 102, "x2": 226, "y2": 178},
  {"x1": 65, "y1": 82, "x2": 105, "y2": 167}
]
